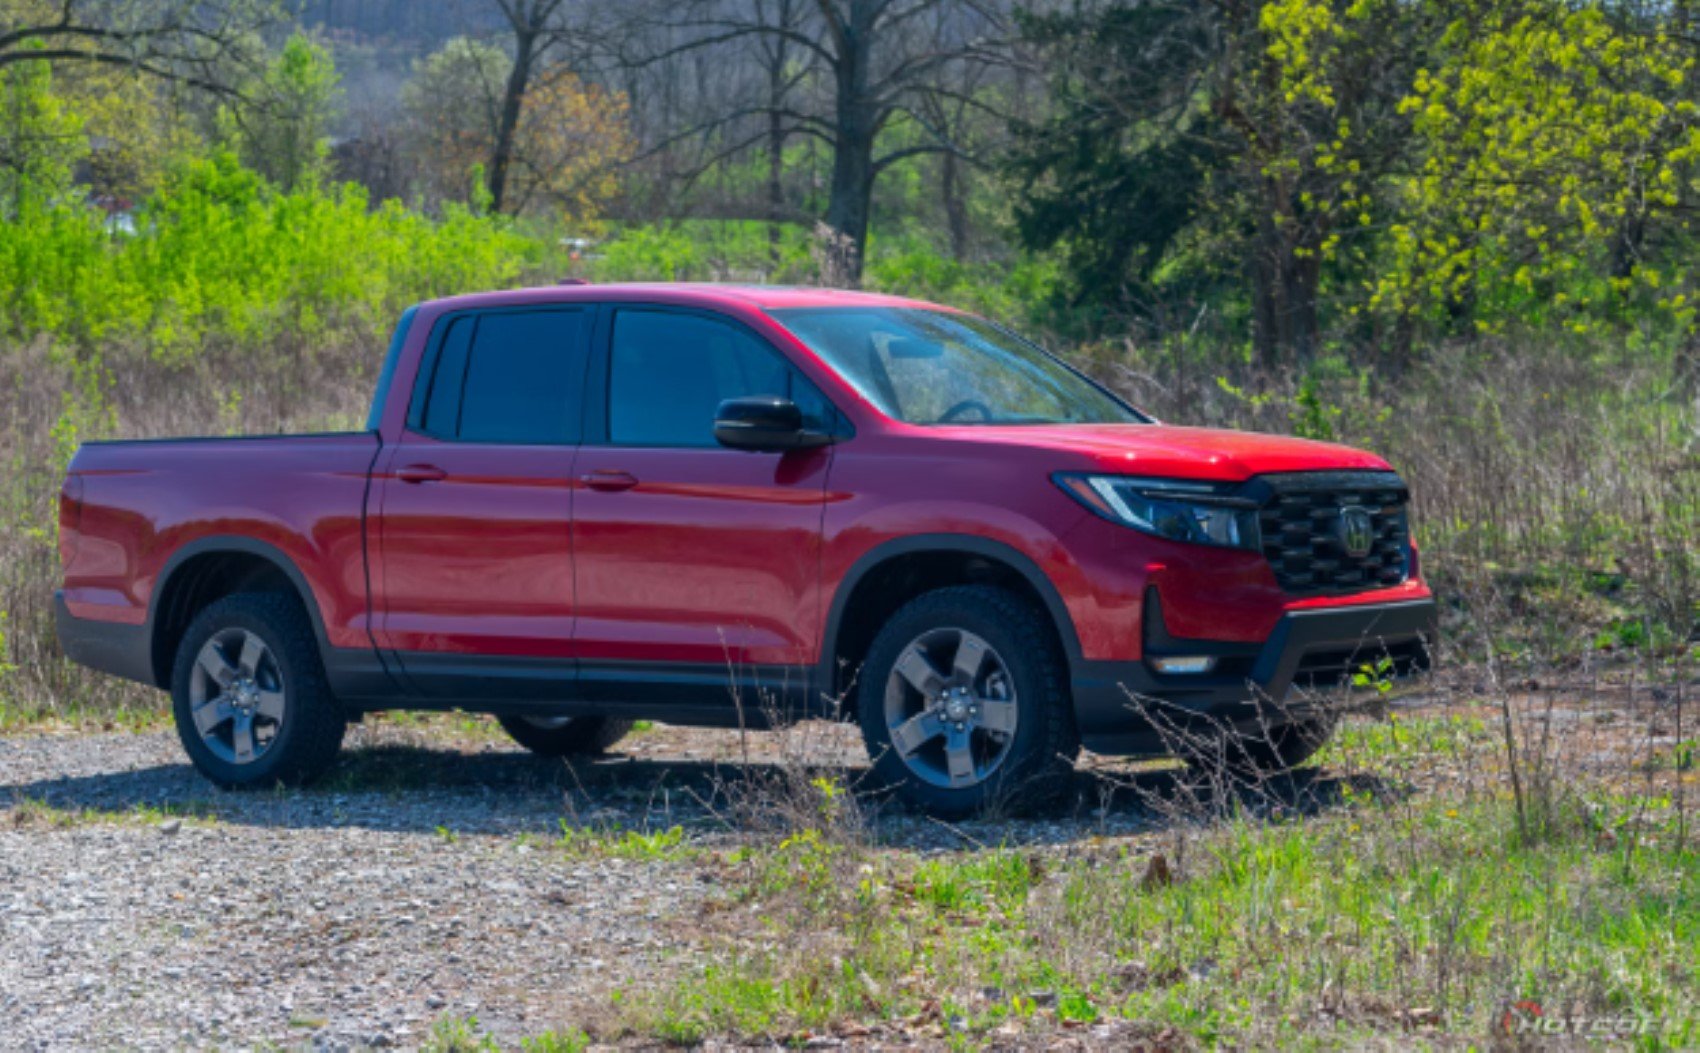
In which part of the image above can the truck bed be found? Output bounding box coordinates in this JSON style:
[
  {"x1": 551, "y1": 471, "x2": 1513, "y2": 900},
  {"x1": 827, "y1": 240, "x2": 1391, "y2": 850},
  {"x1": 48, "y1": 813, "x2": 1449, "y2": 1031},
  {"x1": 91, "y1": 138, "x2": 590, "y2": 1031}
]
[{"x1": 61, "y1": 431, "x2": 383, "y2": 655}]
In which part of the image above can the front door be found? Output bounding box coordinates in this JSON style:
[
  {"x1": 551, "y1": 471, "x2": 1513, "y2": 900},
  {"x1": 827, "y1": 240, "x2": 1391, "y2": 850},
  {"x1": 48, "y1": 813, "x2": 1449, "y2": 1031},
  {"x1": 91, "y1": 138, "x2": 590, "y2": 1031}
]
[
  {"x1": 374, "y1": 306, "x2": 592, "y2": 699},
  {"x1": 571, "y1": 306, "x2": 838, "y2": 713}
]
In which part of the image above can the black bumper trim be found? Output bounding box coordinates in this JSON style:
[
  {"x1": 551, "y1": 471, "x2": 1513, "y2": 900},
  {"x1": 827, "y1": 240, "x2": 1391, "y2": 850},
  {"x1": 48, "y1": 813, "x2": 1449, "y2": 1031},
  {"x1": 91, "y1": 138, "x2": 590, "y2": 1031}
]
[
  {"x1": 1071, "y1": 597, "x2": 1437, "y2": 754},
  {"x1": 55, "y1": 591, "x2": 156, "y2": 687}
]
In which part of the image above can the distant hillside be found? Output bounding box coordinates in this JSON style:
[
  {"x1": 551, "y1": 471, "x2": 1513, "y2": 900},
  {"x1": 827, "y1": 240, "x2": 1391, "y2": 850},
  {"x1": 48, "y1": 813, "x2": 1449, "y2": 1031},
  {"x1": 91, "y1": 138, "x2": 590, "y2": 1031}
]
[{"x1": 291, "y1": 0, "x2": 502, "y2": 46}]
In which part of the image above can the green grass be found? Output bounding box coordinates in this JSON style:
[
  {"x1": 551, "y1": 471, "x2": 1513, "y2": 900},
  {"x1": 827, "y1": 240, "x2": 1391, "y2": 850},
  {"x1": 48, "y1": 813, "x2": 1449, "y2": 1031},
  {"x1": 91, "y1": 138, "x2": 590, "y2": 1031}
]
[
  {"x1": 0, "y1": 698, "x2": 167, "y2": 734},
  {"x1": 4, "y1": 795, "x2": 218, "y2": 828},
  {"x1": 627, "y1": 748, "x2": 1700, "y2": 1047},
  {"x1": 422, "y1": 1016, "x2": 498, "y2": 1053},
  {"x1": 555, "y1": 820, "x2": 697, "y2": 862}
]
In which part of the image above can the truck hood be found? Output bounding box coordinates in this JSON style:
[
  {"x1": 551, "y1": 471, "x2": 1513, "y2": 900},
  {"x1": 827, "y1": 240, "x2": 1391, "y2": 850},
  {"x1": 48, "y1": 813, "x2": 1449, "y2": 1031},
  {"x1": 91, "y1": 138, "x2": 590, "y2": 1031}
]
[{"x1": 929, "y1": 422, "x2": 1394, "y2": 482}]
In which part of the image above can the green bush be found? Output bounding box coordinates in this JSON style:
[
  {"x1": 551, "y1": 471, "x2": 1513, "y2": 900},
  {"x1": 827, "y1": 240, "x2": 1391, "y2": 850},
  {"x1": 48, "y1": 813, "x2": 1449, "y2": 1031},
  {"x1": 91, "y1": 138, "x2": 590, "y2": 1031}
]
[{"x1": 0, "y1": 151, "x2": 542, "y2": 362}]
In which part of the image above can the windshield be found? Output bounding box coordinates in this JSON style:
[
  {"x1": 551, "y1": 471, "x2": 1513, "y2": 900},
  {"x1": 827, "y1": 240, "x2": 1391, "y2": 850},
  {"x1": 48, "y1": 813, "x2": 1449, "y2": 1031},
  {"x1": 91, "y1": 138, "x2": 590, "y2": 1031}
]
[{"x1": 769, "y1": 307, "x2": 1147, "y2": 426}]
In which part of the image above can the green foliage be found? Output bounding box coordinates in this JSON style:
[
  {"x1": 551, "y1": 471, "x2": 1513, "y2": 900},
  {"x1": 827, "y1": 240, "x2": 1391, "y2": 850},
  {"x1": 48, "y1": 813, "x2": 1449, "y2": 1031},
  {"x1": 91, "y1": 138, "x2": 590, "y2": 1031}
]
[
  {"x1": 555, "y1": 820, "x2": 693, "y2": 861},
  {"x1": 225, "y1": 32, "x2": 341, "y2": 193},
  {"x1": 0, "y1": 150, "x2": 539, "y2": 361},
  {"x1": 637, "y1": 778, "x2": 1699, "y2": 1046},
  {"x1": 518, "y1": 1029, "x2": 590, "y2": 1053},
  {"x1": 401, "y1": 37, "x2": 511, "y2": 207},
  {"x1": 1380, "y1": 3, "x2": 1700, "y2": 335},
  {"x1": 1012, "y1": 0, "x2": 1700, "y2": 357},
  {"x1": 422, "y1": 1016, "x2": 498, "y2": 1053},
  {"x1": 0, "y1": 47, "x2": 86, "y2": 216},
  {"x1": 1011, "y1": 0, "x2": 1425, "y2": 354}
]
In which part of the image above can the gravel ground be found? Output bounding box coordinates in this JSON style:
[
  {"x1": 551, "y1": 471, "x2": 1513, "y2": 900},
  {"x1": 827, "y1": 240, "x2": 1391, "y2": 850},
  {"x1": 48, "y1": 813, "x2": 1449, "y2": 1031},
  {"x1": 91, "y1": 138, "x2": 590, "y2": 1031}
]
[
  {"x1": 0, "y1": 722, "x2": 733, "y2": 1051},
  {"x1": 0, "y1": 712, "x2": 1403, "y2": 1051}
]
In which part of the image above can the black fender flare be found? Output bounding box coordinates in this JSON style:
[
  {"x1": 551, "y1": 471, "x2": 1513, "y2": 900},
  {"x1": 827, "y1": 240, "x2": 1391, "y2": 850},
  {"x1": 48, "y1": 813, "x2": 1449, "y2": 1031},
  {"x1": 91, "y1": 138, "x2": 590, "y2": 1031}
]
[
  {"x1": 148, "y1": 535, "x2": 334, "y2": 685},
  {"x1": 816, "y1": 533, "x2": 1084, "y2": 694}
]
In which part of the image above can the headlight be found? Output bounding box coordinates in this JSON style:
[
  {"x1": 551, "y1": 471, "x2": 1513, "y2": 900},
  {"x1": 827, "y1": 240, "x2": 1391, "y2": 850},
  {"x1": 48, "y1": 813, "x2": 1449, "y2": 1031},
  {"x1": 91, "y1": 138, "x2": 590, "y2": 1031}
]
[{"x1": 1055, "y1": 473, "x2": 1261, "y2": 550}]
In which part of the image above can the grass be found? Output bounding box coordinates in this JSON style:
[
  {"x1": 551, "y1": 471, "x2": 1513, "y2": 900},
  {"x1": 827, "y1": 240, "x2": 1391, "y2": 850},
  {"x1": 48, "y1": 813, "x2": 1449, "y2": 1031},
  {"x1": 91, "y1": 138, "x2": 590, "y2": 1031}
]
[
  {"x1": 555, "y1": 819, "x2": 697, "y2": 862},
  {"x1": 4, "y1": 795, "x2": 218, "y2": 829},
  {"x1": 634, "y1": 808, "x2": 1698, "y2": 1047},
  {"x1": 424, "y1": 1015, "x2": 589, "y2": 1053},
  {"x1": 620, "y1": 708, "x2": 1700, "y2": 1048},
  {"x1": 0, "y1": 698, "x2": 167, "y2": 734}
]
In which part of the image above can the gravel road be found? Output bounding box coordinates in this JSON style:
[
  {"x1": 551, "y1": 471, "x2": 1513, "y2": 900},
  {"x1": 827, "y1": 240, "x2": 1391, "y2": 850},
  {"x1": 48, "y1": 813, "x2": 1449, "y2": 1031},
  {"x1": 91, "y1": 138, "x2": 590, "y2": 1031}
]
[{"x1": 0, "y1": 721, "x2": 747, "y2": 1051}]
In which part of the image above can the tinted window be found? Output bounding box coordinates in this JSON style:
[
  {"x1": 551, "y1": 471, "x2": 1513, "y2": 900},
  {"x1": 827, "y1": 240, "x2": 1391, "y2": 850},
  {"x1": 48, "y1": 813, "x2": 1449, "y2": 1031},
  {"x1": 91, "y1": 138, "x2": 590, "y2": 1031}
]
[
  {"x1": 608, "y1": 310, "x2": 831, "y2": 447},
  {"x1": 420, "y1": 316, "x2": 473, "y2": 437},
  {"x1": 415, "y1": 309, "x2": 589, "y2": 444}
]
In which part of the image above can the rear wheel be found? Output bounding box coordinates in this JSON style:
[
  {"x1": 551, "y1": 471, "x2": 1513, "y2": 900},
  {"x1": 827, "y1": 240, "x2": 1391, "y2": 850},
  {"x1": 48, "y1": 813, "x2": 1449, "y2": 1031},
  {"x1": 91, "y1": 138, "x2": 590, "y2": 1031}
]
[
  {"x1": 170, "y1": 593, "x2": 346, "y2": 789},
  {"x1": 858, "y1": 585, "x2": 1078, "y2": 817},
  {"x1": 497, "y1": 714, "x2": 633, "y2": 757}
]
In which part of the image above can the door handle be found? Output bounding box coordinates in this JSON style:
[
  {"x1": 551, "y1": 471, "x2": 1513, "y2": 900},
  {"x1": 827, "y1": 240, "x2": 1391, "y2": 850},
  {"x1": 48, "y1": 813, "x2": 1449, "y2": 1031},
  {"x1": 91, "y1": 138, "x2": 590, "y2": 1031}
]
[
  {"x1": 396, "y1": 464, "x2": 447, "y2": 484},
  {"x1": 581, "y1": 469, "x2": 639, "y2": 492}
]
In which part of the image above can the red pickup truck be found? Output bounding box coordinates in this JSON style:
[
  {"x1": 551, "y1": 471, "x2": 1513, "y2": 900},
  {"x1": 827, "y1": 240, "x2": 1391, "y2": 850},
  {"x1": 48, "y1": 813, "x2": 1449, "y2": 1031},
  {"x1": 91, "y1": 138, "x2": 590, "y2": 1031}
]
[{"x1": 56, "y1": 284, "x2": 1434, "y2": 815}]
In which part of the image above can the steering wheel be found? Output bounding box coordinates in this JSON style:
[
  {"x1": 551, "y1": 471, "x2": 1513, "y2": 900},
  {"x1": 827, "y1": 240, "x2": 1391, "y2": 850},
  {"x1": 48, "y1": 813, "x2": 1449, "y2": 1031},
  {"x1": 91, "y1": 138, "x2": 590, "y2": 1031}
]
[{"x1": 938, "y1": 399, "x2": 995, "y2": 423}]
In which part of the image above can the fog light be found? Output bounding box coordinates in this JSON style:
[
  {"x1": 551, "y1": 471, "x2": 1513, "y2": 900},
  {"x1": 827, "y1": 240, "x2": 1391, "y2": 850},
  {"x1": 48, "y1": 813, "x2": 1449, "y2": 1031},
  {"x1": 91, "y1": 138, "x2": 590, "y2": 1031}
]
[{"x1": 1151, "y1": 655, "x2": 1218, "y2": 675}]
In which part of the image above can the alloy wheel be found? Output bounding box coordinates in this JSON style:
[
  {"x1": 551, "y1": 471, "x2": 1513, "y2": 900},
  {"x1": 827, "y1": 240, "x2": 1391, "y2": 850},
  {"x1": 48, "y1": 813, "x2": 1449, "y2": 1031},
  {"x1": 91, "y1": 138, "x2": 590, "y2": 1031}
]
[
  {"x1": 882, "y1": 627, "x2": 1019, "y2": 789},
  {"x1": 187, "y1": 628, "x2": 286, "y2": 765}
]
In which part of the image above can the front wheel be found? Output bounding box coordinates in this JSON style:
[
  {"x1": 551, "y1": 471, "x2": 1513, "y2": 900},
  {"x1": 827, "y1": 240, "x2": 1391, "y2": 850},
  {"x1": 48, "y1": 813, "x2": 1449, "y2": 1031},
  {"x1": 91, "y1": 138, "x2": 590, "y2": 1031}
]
[
  {"x1": 857, "y1": 585, "x2": 1079, "y2": 818},
  {"x1": 170, "y1": 593, "x2": 347, "y2": 789}
]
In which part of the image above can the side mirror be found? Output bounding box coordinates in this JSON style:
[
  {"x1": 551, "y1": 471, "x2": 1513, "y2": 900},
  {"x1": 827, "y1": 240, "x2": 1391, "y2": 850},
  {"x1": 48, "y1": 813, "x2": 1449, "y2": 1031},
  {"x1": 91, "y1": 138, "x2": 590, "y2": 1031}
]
[{"x1": 714, "y1": 396, "x2": 833, "y2": 452}]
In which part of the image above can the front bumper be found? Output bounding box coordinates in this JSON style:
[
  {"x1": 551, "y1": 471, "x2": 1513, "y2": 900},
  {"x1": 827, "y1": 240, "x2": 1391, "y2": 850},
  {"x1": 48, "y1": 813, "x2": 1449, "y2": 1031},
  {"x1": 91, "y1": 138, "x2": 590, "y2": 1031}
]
[{"x1": 1071, "y1": 595, "x2": 1437, "y2": 755}]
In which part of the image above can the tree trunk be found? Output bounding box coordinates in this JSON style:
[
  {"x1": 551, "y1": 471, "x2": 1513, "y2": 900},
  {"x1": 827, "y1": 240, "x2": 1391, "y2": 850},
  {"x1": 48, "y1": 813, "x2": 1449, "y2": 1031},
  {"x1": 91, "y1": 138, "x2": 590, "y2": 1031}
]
[
  {"x1": 825, "y1": 121, "x2": 874, "y2": 284},
  {"x1": 1248, "y1": 178, "x2": 1320, "y2": 369},
  {"x1": 488, "y1": 27, "x2": 536, "y2": 215},
  {"x1": 941, "y1": 147, "x2": 968, "y2": 261},
  {"x1": 767, "y1": 58, "x2": 786, "y2": 270},
  {"x1": 824, "y1": 4, "x2": 876, "y2": 284}
]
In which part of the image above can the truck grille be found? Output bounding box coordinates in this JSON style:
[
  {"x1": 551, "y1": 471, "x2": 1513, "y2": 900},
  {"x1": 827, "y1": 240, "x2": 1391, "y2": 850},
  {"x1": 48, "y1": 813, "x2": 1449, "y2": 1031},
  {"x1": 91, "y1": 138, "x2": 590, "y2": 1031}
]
[{"x1": 1252, "y1": 471, "x2": 1411, "y2": 595}]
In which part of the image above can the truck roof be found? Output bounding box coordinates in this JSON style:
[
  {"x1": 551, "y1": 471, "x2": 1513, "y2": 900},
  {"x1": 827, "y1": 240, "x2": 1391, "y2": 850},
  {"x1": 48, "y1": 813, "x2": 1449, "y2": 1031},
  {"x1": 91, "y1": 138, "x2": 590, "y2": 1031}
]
[{"x1": 416, "y1": 282, "x2": 952, "y2": 315}]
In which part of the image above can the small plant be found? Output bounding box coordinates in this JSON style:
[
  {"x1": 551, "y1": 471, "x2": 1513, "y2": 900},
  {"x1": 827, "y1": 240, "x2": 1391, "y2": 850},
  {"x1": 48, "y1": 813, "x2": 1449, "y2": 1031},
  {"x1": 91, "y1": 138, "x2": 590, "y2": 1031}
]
[
  {"x1": 519, "y1": 1028, "x2": 590, "y2": 1053},
  {"x1": 422, "y1": 1016, "x2": 497, "y2": 1053},
  {"x1": 555, "y1": 819, "x2": 692, "y2": 861},
  {"x1": 1350, "y1": 655, "x2": 1396, "y2": 694}
]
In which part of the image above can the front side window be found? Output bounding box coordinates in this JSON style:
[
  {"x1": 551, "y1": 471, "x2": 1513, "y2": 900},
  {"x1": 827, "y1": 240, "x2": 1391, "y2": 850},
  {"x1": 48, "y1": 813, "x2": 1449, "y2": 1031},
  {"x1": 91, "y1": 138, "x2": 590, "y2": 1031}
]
[
  {"x1": 607, "y1": 309, "x2": 832, "y2": 447},
  {"x1": 770, "y1": 307, "x2": 1145, "y2": 426},
  {"x1": 413, "y1": 308, "x2": 590, "y2": 444}
]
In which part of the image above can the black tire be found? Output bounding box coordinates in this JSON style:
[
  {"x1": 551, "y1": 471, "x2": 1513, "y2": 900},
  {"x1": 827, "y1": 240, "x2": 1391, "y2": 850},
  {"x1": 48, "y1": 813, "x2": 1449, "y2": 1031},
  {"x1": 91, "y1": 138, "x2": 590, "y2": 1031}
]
[
  {"x1": 170, "y1": 592, "x2": 347, "y2": 789},
  {"x1": 1183, "y1": 714, "x2": 1338, "y2": 776},
  {"x1": 497, "y1": 714, "x2": 634, "y2": 757},
  {"x1": 857, "y1": 585, "x2": 1079, "y2": 818}
]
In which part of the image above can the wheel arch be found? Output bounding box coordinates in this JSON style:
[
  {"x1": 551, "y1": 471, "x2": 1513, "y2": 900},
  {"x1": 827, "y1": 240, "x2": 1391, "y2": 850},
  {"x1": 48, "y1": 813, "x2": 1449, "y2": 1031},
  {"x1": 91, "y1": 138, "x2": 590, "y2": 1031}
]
[
  {"x1": 819, "y1": 534, "x2": 1082, "y2": 705},
  {"x1": 148, "y1": 536, "x2": 331, "y2": 689}
]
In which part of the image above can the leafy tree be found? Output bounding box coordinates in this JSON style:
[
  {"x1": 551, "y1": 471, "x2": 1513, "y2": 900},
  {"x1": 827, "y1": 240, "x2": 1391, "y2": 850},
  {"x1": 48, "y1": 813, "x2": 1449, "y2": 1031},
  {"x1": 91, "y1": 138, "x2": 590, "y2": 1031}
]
[
  {"x1": 224, "y1": 32, "x2": 340, "y2": 192},
  {"x1": 0, "y1": 46, "x2": 83, "y2": 215},
  {"x1": 402, "y1": 35, "x2": 631, "y2": 220},
  {"x1": 1375, "y1": 2, "x2": 1700, "y2": 335},
  {"x1": 62, "y1": 62, "x2": 200, "y2": 202},
  {"x1": 401, "y1": 36, "x2": 507, "y2": 208},
  {"x1": 1011, "y1": 0, "x2": 1429, "y2": 363}
]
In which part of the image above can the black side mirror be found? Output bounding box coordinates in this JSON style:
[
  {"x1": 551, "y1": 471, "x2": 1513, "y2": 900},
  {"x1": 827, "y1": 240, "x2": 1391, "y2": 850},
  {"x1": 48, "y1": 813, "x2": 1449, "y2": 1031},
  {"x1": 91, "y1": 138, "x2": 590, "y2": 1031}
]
[{"x1": 714, "y1": 396, "x2": 832, "y2": 452}]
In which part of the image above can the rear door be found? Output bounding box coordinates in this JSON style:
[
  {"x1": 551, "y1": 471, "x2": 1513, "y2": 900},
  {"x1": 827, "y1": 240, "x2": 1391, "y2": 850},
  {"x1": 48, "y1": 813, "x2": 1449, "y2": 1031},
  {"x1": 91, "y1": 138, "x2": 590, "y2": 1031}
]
[
  {"x1": 571, "y1": 306, "x2": 838, "y2": 711},
  {"x1": 373, "y1": 306, "x2": 593, "y2": 699}
]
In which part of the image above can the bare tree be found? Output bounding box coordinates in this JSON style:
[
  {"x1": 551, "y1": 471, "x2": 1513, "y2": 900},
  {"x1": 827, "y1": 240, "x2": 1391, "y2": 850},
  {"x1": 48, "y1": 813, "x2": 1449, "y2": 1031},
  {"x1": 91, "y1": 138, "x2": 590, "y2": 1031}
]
[
  {"x1": 752, "y1": 0, "x2": 809, "y2": 264},
  {"x1": 620, "y1": 0, "x2": 1008, "y2": 282},
  {"x1": 0, "y1": 0, "x2": 273, "y2": 92}
]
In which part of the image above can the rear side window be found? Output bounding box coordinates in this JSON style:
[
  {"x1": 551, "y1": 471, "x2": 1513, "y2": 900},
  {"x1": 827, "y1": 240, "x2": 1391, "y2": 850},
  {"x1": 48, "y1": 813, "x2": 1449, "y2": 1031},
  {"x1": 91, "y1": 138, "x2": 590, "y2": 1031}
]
[
  {"x1": 413, "y1": 308, "x2": 590, "y2": 444},
  {"x1": 607, "y1": 310, "x2": 831, "y2": 447}
]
